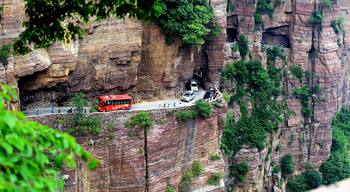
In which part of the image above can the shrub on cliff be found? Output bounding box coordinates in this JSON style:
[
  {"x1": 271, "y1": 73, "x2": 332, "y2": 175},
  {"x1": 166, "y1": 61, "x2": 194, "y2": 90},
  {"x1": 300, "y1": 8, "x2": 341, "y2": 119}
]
[
  {"x1": 237, "y1": 34, "x2": 249, "y2": 60},
  {"x1": 68, "y1": 92, "x2": 101, "y2": 136},
  {"x1": 281, "y1": 154, "x2": 295, "y2": 178},
  {"x1": 207, "y1": 172, "x2": 224, "y2": 185},
  {"x1": 289, "y1": 65, "x2": 304, "y2": 82},
  {"x1": 175, "y1": 110, "x2": 198, "y2": 121},
  {"x1": 320, "y1": 108, "x2": 350, "y2": 185},
  {"x1": 229, "y1": 162, "x2": 249, "y2": 182},
  {"x1": 0, "y1": 84, "x2": 97, "y2": 191},
  {"x1": 286, "y1": 165, "x2": 322, "y2": 192},
  {"x1": 331, "y1": 16, "x2": 345, "y2": 34},
  {"x1": 181, "y1": 160, "x2": 203, "y2": 184},
  {"x1": 309, "y1": 10, "x2": 323, "y2": 25},
  {"x1": 126, "y1": 111, "x2": 154, "y2": 132},
  {"x1": 194, "y1": 99, "x2": 213, "y2": 118},
  {"x1": 221, "y1": 59, "x2": 286, "y2": 156},
  {"x1": 157, "y1": 0, "x2": 221, "y2": 45}
]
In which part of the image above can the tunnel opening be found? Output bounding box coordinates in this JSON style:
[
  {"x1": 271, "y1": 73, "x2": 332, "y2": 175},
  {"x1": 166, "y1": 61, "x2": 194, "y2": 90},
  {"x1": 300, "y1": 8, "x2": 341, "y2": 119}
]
[
  {"x1": 261, "y1": 26, "x2": 291, "y2": 48},
  {"x1": 226, "y1": 28, "x2": 238, "y2": 43},
  {"x1": 18, "y1": 74, "x2": 70, "y2": 110}
]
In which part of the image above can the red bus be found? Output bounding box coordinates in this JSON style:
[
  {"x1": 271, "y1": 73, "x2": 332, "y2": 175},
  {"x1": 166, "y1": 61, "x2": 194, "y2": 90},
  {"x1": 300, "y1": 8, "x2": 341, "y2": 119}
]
[{"x1": 96, "y1": 94, "x2": 132, "y2": 112}]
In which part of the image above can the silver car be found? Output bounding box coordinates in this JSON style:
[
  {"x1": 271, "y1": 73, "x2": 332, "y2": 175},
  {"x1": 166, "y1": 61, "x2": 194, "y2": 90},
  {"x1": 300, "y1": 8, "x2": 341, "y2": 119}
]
[{"x1": 181, "y1": 91, "x2": 196, "y2": 102}]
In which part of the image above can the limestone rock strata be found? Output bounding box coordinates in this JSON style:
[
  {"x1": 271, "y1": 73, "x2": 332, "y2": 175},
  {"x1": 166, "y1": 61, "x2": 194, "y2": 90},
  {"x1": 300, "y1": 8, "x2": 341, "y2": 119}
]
[{"x1": 31, "y1": 107, "x2": 227, "y2": 192}]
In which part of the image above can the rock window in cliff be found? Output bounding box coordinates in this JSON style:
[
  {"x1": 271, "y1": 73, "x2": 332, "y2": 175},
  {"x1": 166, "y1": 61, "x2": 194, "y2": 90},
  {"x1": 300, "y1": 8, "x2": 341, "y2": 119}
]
[
  {"x1": 261, "y1": 26, "x2": 291, "y2": 48},
  {"x1": 226, "y1": 28, "x2": 238, "y2": 43}
]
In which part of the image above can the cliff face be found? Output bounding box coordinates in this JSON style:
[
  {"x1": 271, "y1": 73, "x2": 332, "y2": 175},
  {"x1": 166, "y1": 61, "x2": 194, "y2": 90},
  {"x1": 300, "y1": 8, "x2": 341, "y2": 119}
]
[
  {"x1": 224, "y1": 0, "x2": 350, "y2": 191},
  {"x1": 3, "y1": 0, "x2": 350, "y2": 191},
  {"x1": 31, "y1": 107, "x2": 227, "y2": 192},
  {"x1": 0, "y1": 0, "x2": 227, "y2": 110}
]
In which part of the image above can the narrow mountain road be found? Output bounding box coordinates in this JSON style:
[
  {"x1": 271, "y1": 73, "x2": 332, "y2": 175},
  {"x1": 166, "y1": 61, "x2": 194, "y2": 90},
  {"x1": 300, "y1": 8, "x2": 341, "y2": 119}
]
[{"x1": 23, "y1": 90, "x2": 206, "y2": 117}]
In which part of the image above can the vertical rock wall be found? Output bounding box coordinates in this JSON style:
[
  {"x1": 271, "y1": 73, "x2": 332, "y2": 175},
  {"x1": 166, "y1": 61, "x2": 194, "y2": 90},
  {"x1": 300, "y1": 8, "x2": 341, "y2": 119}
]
[{"x1": 31, "y1": 107, "x2": 227, "y2": 192}]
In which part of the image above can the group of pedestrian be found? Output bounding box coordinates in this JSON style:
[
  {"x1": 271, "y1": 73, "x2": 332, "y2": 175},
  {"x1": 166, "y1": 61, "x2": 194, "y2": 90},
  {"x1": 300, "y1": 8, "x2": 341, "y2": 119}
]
[{"x1": 159, "y1": 102, "x2": 179, "y2": 109}]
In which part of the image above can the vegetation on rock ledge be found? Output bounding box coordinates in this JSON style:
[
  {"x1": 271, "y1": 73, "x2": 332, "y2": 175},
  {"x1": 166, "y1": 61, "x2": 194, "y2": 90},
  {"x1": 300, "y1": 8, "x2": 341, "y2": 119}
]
[{"x1": 221, "y1": 58, "x2": 286, "y2": 156}]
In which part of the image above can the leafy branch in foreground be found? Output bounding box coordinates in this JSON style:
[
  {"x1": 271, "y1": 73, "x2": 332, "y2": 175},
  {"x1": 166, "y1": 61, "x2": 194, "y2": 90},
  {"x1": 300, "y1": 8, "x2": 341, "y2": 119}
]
[
  {"x1": 0, "y1": 84, "x2": 98, "y2": 191},
  {"x1": 14, "y1": 0, "x2": 220, "y2": 55},
  {"x1": 14, "y1": 0, "x2": 163, "y2": 54}
]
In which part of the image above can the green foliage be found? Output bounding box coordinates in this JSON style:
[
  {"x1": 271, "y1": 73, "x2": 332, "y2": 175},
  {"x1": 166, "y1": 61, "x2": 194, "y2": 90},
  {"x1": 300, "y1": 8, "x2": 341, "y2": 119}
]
[
  {"x1": 293, "y1": 86, "x2": 312, "y2": 118},
  {"x1": 272, "y1": 165, "x2": 281, "y2": 174},
  {"x1": 289, "y1": 65, "x2": 304, "y2": 82},
  {"x1": 254, "y1": 12, "x2": 262, "y2": 25},
  {"x1": 322, "y1": 0, "x2": 331, "y2": 7},
  {"x1": 175, "y1": 110, "x2": 198, "y2": 121},
  {"x1": 207, "y1": 172, "x2": 223, "y2": 185},
  {"x1": 192, "y1": 160, "x2": 204, "y2": 177},
  {"x1": 0, "y1": 44, "x2": 12, "y2": 69},
  {"x1": 15, "y1": 0, "x2": 220, "y2": 55},
  {"x1": 275, "y1": 0, "x2": 285, "y2": 7},
  {"x1": 194, "y1": 99, "x2": 213, "y2": 118},
  {"x1": 166, "y1": 185, "x2": 175, "y2": 192},
  {"x1": 227, "y1": 2, "x2": 235, "y2": 12},
  {"x1": 181, "y1": 160, "x2": 203, "y2": 184},
  {"x1": 221, "y1": 59, "x2": 285, "y2": 156},
  {"x1": 331, "y1": 16, "x2": 345, "y2": 34},
  {"x1": 256, "y1": 0, "x2": 275, "y2": 17},
  {"x1": 68, "y1": 93, "x2": 101, "y2": 136},
  {"x1": 237, "y1": 34, "x2": 249, "y2": 60},
  {"x1": 229, "y1": 162, "x2": 249, "y2": 182},
  {"x1": 175, "y1": 99, "x2": 212, "y2": 121},
  {"x1": 126, "y1": 111, "x2": 154, "y2": 131},
  {"x1": 14, "y1": 0, "x2": 163, "y2": 54},
  {"x1": 280, "y1": 154, "x2": 295, "y2": 178},
  {"x1": 0, "y1": 84, "x2": 97, "y2": 191},
  {"x1": 309, "y1": 10, "x2": 323, "y2": 25},
  {"x1": 286, "y1": 165, "x2": 322, "y2": 192},
  {"x1": 157, "y1": 0, "x2": 221, "y2": 45},
  {"x1": 320, "y1": 108, "x2": 350, "y2": 185},
  {"x1": 230, "y1": 42, "x2": 239, "y2": 52},
  {"x1": 210, "y1": 153, "x2": 221, "y2": 161}
]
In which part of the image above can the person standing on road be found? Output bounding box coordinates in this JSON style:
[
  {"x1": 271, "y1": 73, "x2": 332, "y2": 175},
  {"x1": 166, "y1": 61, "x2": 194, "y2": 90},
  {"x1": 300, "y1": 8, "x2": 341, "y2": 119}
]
[
  {"x1": 36, "y1": 109, "x2": 39, "y2": 115},
  {"x1": 173, "y1": 102, "x2": 176, "y2": 108},
  {"x1": 51, "y1": 105, "x2": 54, "y2": 113},
  {"x1": 58, "y1": 108, "x2": 61, "y2": 114}
]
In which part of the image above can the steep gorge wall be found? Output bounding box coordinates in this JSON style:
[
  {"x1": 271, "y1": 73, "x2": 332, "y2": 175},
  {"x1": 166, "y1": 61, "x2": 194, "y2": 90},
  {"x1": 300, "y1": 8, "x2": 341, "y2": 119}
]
[
  {"x1": 224, "y1": 0, "x2": 350, "y2": 191},
  {"x1": 31, "y1": 107, "x2": 227, "y2": 192}
]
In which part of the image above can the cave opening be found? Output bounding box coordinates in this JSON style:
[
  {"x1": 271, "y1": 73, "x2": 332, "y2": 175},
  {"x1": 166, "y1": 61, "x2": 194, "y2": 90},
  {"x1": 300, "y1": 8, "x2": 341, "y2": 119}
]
[
  {"x1": 18, "y1": 75, "x2": 70, "y2": 110},
  {"x1": 226, "y1": 28, "x2": 238, "y2": 43},
  {"x1": 261, "y1": 26, "x2": 291, "y2": 48}
]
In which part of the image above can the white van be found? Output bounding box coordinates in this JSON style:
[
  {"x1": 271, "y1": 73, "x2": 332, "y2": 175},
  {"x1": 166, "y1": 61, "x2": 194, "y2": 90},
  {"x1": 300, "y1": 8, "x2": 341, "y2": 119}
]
[{"x1": 190, "y1": 80, "x2": 199, "y2": 92}]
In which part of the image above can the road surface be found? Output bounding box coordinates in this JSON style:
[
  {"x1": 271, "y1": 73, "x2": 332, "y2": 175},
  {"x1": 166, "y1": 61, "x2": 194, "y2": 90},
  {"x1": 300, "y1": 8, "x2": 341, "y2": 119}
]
[{"x1": 23, "y1": 90, "x2": 206, "y2": 117}]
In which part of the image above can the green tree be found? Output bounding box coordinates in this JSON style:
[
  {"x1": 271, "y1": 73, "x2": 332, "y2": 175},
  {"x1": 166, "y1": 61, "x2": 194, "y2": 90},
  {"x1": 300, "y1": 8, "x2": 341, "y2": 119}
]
[
  {"x1": 14, "y1": 0, "x2": 162, "y2": 54},
  {"x1": 68, "y1": 92, "x2": 101, "y2": 136},
  {"x1": 194, "y1": 99, "x2": 213, "y2": 118},
  {"x1": 320, "y1": 108, "x2": 350, "y2": 184},
  {"x1": 158, "y1": 0, "x2": 221, "y2": 45},
  {"x1": 229, "y1": 162, "x2": 249, "y2": 182},
  {"x1": 14, "y1": 0, "x2": 220, "y2": 55},
  {"x1": 0, "y1": 84, "x2": 97, "y2": 191},
  {"x1": 281, "y1": 154, "x2": 295, "y2": 178},
  {"x1": 286, "y1": 165, "x2": 322, "y2": 192},
  {"x1": 126, "y1": 111, "x2": 154, "y2": 132},
  {"x1": 221, "y1": 59, "x2": 285, "y2": 156},
  {"x1": 237, "y1": 34, "x2": 249, "y2": 60}
]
